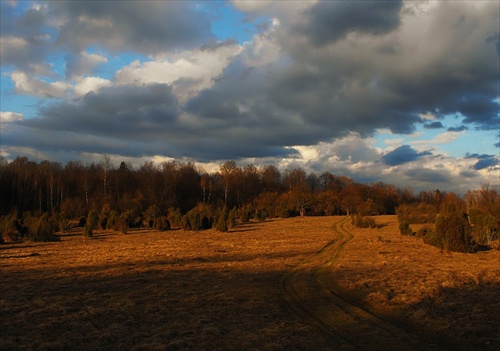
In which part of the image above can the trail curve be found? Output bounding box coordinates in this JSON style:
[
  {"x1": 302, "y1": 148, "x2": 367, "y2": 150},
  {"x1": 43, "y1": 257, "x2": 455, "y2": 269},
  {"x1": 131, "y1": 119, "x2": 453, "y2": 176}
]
[{"x1": 280, "y1": 216, "x2": 451, "y2": 351}]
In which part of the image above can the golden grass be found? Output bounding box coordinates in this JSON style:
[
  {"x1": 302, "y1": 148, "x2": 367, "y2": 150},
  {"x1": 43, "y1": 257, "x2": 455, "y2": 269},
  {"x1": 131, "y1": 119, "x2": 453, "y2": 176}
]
[{"x1": 1, "y1": 216, "x2": 498, "y2": 350}]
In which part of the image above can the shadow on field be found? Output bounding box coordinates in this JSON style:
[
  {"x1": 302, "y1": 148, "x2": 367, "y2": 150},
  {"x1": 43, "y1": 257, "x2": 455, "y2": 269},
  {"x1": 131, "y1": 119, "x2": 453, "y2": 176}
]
[
  {"x1": 3, "y1": 257, "x2": 499, "y2": 351},
  {"x1": 1, "y1": 262, "x2": 334, "y2": 351},
  {"x1": 316, "y1": 266, "x2": 500, "y2": 351}
]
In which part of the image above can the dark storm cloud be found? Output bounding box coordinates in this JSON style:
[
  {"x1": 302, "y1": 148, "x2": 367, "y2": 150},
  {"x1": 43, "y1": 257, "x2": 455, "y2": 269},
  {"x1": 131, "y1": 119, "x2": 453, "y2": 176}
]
[
  {"x1": 465, "y1": 153, "x2": 499, "y2": 170},
  {"x1": 50, "y1": 1, "x2": 214, "y2": 54},
  {"x1": 380, "y1": 145, "x2": 432, "y2": 166},
  {"x1": 14, "y1": 77, "x2": 301, "y2": 161},
  {"x1": 472, "y1": 157, "x2": 498, "y2": 170},
  {"x1": 447, "y1": 125, "x2": 468, "y2": 132},
  {"x1": 299, "y1": 0, "x2": 403, "y2": 45},
  {"x1": 278, "y1": 0, "x2": 499, "y2": 134},
  {"x1": 423, "y1": 121, "x2": 444, "y2": 130},
  {"x1": 23, "y1": 84, "x2": 180, "y2": 138}
]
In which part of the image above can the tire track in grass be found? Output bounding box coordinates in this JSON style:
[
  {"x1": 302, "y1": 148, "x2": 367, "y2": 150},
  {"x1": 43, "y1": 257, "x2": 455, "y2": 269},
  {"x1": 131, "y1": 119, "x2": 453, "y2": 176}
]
[{"x1": 280, "y1": 216, "x2": 447, "y2": 351}]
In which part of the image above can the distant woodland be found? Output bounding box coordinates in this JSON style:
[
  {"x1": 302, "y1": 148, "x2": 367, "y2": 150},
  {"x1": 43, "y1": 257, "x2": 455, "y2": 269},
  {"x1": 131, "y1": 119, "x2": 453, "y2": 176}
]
[{"x1": 1, "y1": 156, "x2": 498, "y2": 252}]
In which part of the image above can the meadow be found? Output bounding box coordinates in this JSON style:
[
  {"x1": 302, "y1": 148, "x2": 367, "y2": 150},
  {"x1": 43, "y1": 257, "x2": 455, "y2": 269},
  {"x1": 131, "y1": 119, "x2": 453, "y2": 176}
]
[{"x1": 1, "y1": 216, "x2": 498, "y2": 350}]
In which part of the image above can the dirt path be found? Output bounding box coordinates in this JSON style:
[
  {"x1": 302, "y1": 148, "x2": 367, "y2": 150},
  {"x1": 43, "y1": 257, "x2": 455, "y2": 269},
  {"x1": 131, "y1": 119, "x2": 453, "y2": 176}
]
[{"x1": 280, "y1": 216, "x2": 452, "y2": 351}]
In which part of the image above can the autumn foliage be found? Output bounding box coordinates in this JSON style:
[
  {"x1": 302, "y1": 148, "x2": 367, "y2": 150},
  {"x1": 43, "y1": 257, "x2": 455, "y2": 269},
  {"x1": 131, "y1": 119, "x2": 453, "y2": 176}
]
[{"x1": 0, "y1": 157, "x2": 498, "y2": 249}]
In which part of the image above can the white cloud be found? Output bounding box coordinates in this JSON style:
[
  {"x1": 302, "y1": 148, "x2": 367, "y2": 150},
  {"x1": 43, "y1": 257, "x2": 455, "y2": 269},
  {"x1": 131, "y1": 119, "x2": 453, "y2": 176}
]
[
  {"x1": 74, "y1": 76, "x2": 112, "y2": 96},
  {"x1": 11, "y1": 71, "x2": 71, "y2": 98},
  {"x1": 0, "y1": 111, "x2": 24, "y2": 123},
  {"x1": 115, "y1": 43, "x2": 241, "y2": 101}
]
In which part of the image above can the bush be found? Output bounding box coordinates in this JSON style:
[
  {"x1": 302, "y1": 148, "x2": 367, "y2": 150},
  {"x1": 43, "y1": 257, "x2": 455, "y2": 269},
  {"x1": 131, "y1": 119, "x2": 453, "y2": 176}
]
[
  {"x1": 154, "y1": 216, "x2": 171, "y2": 231},
  {"x1": 99, "y1": 216, "x2": 108, "y2": 230},
  {"x1": 416, "y1": 226, "x2": 433, "y2": 238},
  {"x1": 423, "y1": 228, "x2": 444, "y2": 249},
  {"x1": 255, "y1": 208, "x2": 267, "y2": 222},
  {"x1": 77, "y1": 216, "x2": 86, "y2": 228},
  {"x1": 399, "y1": 221, "x2": 414, "y2": 236},
  {"x1": 118, "y1": 211, "x2": 133, "y2": 234},
  {"x1": 27, "y1": 214, "x2": 59, "y2": 242},
  {"x1": 83, "y1": 224, "x2": 93, "y2": 237},
  {"x1": 227, "y1": 207, "x2": 237, "y2": 229},
  {"x1": 87, "y1": 210, "x2": 99, "y2": 230},
  {"x1": 351, "y1": 214, "x2": 377, "y2": 228},
  {"x1": 435, "y1": 213, "x2": 476, "y2": 253},
  {"x1": 183, "y1": 203, "x2": 213, "y2": 231},
  {"x1": 214, "y1": 207, "x2": 229, "y2": 232},
  {"x1": 180, "y1": 215, "x2": 191, "y2": 231},
  {"x1": 0, "y1": 214, "x2": 24, "y2": 242},
  {"x1": 145, "y1": 205, "x2": 161, "y2": 228},
  {"x1": 107, "y1": 210, "x2": 119, "y2": 231},
  {"x1": 167, "y1": 208, "x2": 182, "y2": 228},
  {"x1": 238, "y1": 205, "x2": 253, "y2": 223}
]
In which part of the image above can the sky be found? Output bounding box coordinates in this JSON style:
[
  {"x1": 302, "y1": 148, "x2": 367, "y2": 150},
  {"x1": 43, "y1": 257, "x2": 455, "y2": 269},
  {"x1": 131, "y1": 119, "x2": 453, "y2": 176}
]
[{"x1": 0, "y1": 0, "x2": 499, "y2": 194}]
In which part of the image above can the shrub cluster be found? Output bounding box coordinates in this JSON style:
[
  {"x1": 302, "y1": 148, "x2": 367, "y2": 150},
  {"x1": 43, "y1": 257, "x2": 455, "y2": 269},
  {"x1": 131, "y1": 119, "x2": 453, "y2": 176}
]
[
  {"x1": 26, "y1": 214, "x2": 60, "y2": 242},
  {"x1": 351, "y1": 214, "x2": 377, "y2": 228},
  {"x1": 397, "y1": 201, "x2": 478, "y2": 253},
  {"x1": 0, "y1": 213, "x2": 60, "y2": 242},
  {"x1": 181, "y1": 203, "x2": 214, "y2": 231}
]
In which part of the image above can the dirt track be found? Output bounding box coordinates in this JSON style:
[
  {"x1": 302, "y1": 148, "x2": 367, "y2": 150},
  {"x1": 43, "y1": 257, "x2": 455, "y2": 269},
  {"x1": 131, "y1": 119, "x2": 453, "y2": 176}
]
[{"x1": 281, "y1": 217, "x2": 449, "y2": 351}]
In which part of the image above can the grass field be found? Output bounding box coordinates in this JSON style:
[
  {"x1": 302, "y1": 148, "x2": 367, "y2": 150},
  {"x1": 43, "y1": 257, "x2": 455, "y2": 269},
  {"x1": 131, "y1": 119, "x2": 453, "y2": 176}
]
[{"x1": 1, "y1": 216, "x2": 498, "y2": 350}]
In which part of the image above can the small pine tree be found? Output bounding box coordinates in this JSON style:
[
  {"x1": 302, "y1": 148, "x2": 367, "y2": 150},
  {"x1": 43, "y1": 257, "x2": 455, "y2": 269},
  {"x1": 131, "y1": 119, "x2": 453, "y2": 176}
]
[
  {"x1": 107, "y1": 210, "x2": 119, "y2": 231},
  {"x1": 167, "y1": 208, "x2": 182, "y2": 228},
  {"x1": 399, "y1": 221, "x2": 414, "y2": 236},
  {"x1": 87, "y1": 210, "x2": 99, "y2": 230},
  {"x1": 215, "y1": 207, "x2": 228, "y2": 232},
  {"x1": 83, "y1": 224, "x2": 93, "y2": 237},
  {"x1": 227, "y1": 207, "x2": 237, "y2": 229},
  {"x1": 154, "y1": 216, "x2": 171, "y2": 231},
  {"x1": 27, "y1": 214, "x2": 59, "y2": 242}
]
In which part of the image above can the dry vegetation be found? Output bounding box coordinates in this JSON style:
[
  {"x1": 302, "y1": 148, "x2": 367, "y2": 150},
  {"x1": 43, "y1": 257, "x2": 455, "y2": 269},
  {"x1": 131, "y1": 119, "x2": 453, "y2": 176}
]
[{"x1": 1, "y1": 216, "x2": 499, "y2": 350}]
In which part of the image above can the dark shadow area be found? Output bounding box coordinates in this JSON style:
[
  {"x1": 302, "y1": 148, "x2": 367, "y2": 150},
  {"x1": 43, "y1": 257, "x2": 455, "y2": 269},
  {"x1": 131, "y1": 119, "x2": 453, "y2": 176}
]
[
  {"x1": 1, "y1": 262, "x2": 334, "y2": 351},
  {"x1": 310, "y1": 265, "x2": 500, "y2": 351}
]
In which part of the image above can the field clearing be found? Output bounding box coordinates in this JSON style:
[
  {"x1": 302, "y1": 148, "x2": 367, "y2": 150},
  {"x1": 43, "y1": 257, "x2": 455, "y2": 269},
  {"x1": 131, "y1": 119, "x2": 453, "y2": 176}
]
[{"x1": 1, "y1": 216, "x2": 499, "y2": 350}]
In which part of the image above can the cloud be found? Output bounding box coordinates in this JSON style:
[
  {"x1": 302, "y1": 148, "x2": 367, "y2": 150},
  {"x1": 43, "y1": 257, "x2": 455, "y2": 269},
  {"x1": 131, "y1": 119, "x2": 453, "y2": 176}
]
[
  {"x1": 465, "y1": 153, "x2": 499, "y2": 170},
  {"x1": 115, "y1": 41, "x2": 241, "y2": 101},
  {"x1": 65, "y1": 51, "x2": 108, "y2": 79},
  {"x1": 25, "y1": 84, "x2": 180, "y2": 138},
  {"x1": 448, "y1": 125, "x2": 468, "y2": 132},
  {"x1": 73, "y1": 77, "x2": 112, "y2": 96},
  {"x1": 11, "y1": 71, "x2": 71, "y2": 98},
  {"x1": 423, "y1": 121, "x2": 444, "y2": 129},
  {"x1": 1, "y1": 1, "x2": 499, "y2": 193},
  {"x1": 380, "y1": 145, "x2": 432, "y2": 166},
  {"x1": 404, "y1": 168, "x2": 450, "y2": 184},
  {"x1": 50, "y1": 1, "x2": 214, "y2": 55},
  {"x1": 0, "y1": 4, "x2": 52, "y2": 73},
  {"x1": 298, "y1": 0, "x2": 404, "y2": 45},
  {"x1": 0, "y1": 111, "x2": 23, "y2": 123}
]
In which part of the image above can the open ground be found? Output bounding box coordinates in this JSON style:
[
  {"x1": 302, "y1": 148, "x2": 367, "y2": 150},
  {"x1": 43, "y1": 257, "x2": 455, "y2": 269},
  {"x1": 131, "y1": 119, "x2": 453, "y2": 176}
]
[{"x1": 1, "y1": 216, "x2": 499, "y2": 350}]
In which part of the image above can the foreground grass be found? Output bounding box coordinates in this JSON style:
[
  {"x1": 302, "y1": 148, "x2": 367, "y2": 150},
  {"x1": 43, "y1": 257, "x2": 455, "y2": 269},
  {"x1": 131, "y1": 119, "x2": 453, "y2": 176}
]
[{"x1": 1, "y1": 216, "x2": 498, "y2": 350}]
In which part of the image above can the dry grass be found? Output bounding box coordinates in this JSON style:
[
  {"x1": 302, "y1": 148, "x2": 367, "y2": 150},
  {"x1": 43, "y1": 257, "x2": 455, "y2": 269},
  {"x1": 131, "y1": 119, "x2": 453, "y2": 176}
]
[
  {"x1": 1, "y1": 216, "x2": 498, "y2": 350},
  {"x1": 333, "y1": 216, "x2": 500, "y2": 350}
]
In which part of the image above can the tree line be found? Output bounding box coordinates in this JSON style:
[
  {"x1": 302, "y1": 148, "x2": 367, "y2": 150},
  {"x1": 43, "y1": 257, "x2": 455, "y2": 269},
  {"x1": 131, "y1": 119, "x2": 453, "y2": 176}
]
[{"x1": 0, "y1": 156, "x2": 498, "y2": 250}]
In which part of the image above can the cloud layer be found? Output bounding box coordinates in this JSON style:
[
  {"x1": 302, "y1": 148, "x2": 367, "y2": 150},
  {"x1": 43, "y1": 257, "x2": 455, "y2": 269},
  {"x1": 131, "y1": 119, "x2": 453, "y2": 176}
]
[{"x1": 1, "y1": 0, "x2": 499, "y2": 193}]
